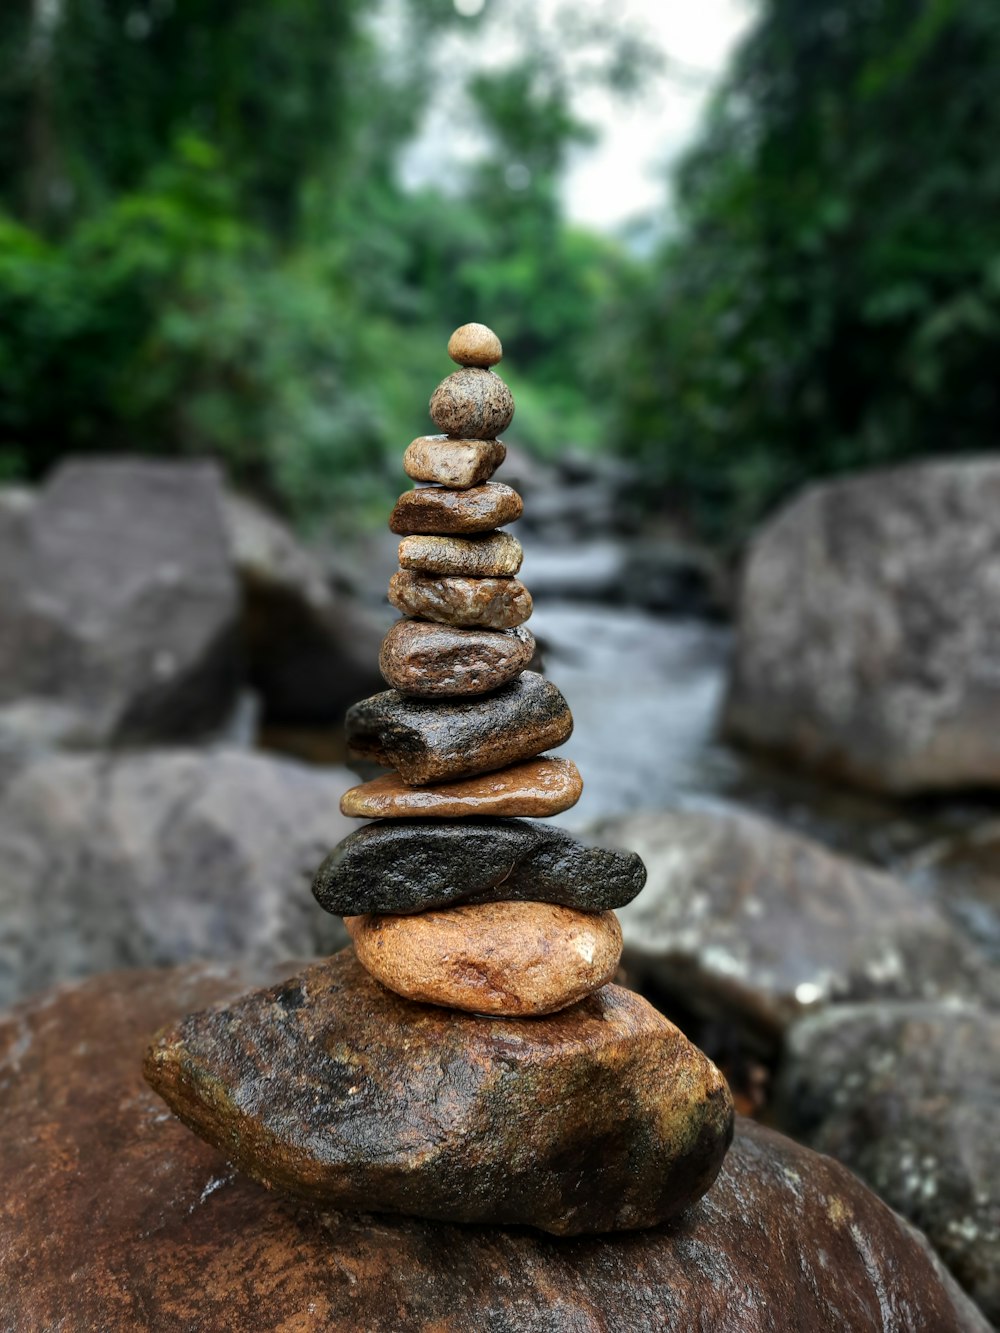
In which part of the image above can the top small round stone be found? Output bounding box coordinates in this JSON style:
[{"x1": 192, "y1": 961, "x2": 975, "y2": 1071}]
[{"x1": 448, "y1": 323, "x2": 503, "y2": 368}]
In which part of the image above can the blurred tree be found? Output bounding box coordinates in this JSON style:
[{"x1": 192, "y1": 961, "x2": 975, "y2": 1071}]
[{"x1": 612, "y1": 0, "x2": 1000, "y2": 538}]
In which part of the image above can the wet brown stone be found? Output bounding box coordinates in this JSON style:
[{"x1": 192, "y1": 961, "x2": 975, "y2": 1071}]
[
  {"x1": 398, "y1": 530, "x2": 523, "y2": 577},
  {"x1": 403, "y1": 435, "x2": 506, "y2": 489},
  {"x1": 429, "y1": 368, "x2": 515, "y2": 439},
  {"x1": 145, "y1": 950, "x2": 732, "y2": 1234},
  {"x1": 389, "y1": 482, "x2": 522, "y2": 536},
  {"x1": 1, "y1": 962, "x2": 988, "y2": 1332},
  {"x1": 345, "y1": 671, "x2": 572, "y2": 784},
  {"x1": 345, "y1": 902, "x2": 623, "y2": 1015},
  {"x1": 340, "y1": 756, "x2": 582, "y2": 818},
  {"x1": 447, "y1": 322, "x2": 503, "y2": 368},
  {"x1": 379, "y1": 620, "x2": 534, "y2": 697},
  {"x1": 388, "y1": 569, "x2": 532, "y2": 629}
]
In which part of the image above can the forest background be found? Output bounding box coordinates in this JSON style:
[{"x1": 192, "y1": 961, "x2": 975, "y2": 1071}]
[{"x1": 1, "y1": 0, "x2": 997, "y2": 542}]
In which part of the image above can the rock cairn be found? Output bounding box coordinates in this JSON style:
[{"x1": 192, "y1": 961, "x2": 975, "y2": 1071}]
[{"x1": 144, "y1": 323, "x2": 735, "y2": 1236}]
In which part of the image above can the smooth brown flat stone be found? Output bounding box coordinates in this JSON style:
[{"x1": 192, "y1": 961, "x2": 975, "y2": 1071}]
[
  {"x1": 345, "y1": 671, "x2": 572, "y2": 784},
  {"x1": 388, "y1": 570, "x2": 532, "y2": 629},
  {"x1": 447, "y1": 322, "x2": 503, "y2": 368},
  {"x1": 429, "y1": 368, "x2": 514, "y2": 439},
  {"x1": 398, "y1": 531, "x2": 523, "y2": 577},
  {"x1": 389, "y1": 483, "x2": 522, "y2": 536},
  {"x1": 403, "y1": 436, "x2": 506, "y2": 490},
  {"x1": 345, "y1": 902, "x2": 622, "y2": 1015},
  {"x1": 379, "y1": 620, "x2": 534, "y2": 698},
  {"x1": 340, "y1": 756, "x2": 582, "y2": 818}
]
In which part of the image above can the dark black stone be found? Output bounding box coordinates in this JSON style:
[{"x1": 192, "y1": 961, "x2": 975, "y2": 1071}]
[{"x1": 312, "y1": 818, "x2": 647, "y2": 915}]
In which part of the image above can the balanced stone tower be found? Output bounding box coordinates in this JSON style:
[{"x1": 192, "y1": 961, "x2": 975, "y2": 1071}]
[{"x1": 145, "y1": 323, "x2": 734, "y2": 1237}]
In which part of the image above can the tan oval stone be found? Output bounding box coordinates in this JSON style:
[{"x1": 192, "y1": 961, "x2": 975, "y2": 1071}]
[
  {"x1": 340, "y1": 756, "x2": 582, "y2": 818},
  {"x1": 447, "y1": 322, "x2": 503, "y2": 368},
  {"x1": 388, "y1": 570, "x2": 532, "y2": 629},
  {"x1": 429, "y1": 368, "x2": 514, "y2": 439},
  {"x1": 397, "y1": 531, "x2": 523, "y2": 578},
  {"x1": 390, "y1": 483, "x2": 522, "y2": 536},
  {"x1": 403, "y1": 436, "x2": 506, "y2": 490},
  {"x1": 379, "y1": 620, "x2": 534, "y2": 697},
  {"x1": 345, "y1": 902, "x2": 623, "y2": 1015}
]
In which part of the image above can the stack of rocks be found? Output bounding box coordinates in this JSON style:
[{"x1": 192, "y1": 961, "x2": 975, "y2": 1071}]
[{"x1": 144, "y1": 324, "x2": 735, "y2": 1237}]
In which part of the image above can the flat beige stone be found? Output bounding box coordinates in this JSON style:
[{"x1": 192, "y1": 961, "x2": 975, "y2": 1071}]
[
  {"x1": 390, "y1": 483, "x2": 523, "y2": 536},
  {"x1": 403, "y1": 436, "x2": 506, "y2": 489},
  {"x1": 398, "y1": 531, "x2": 523, "y2": 577},
  {"x1": 388, "y1": 570, "x2": 532, "y2": 629},
  {"x1": 345, "y1": 901, "x2": 623, "y2": 1015},
  {"x1": 340, "y1": 756, "x2": 582, "y2": 818}
]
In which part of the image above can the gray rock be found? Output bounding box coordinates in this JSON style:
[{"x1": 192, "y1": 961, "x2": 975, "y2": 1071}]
[
  {"x1": 0, "y1": 459, "x2": 241, "y2": 745},
  {"x1": 313, "y1": 818, "x2": 647, "y2": 916},
  {"x1": 0, "y1": 748, "x2": 352, "y2": 1006},
  {"x1": 775, "y1": 1001, "x2": 1000, "y2": 1323},
  {"x1": 725, "y1": 459, "x2": 1000, "y2": 793},
  {"x1": 903, "y1": 823, "x2": 1000, "y2": 963},
  {"x1": 593, "y1": 805, "x2": 1000, "y2": 1054}
]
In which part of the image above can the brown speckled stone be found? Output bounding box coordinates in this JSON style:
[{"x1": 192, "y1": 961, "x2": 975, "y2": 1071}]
[
  {"x1": 379, "y1": 620, "x2": 534, "y2": 697},
  {"x1": 403, "y1": 435, "x2": 506, "y2": 489},
  {"x1": 389, "y1": 482, "x2": 522, "y2": 536},
  {"x1": 145, "y1": 950, "x2": 733, "y2": 1234},
  {"x1": 345, "y1": 671, "x2": 571, "y2": 784},
  {"x1": 429, "y1": 368, "x2": 514, "y2": 439},
  {"x1": 340, "y1": 756, "x2": 581, "y2": 819},
  {"x1": 447, "y1": 322, "x2": 503, "y2": 368},
  {"x1": 398, "y1": 530, "x2": 523, "y2": 577},
  {"x1": 388, "y1": 569, "x2": 532, "y2": 629},
  {"x1": 345, "y1": 902, "x2": 622, "y2": 1015}
]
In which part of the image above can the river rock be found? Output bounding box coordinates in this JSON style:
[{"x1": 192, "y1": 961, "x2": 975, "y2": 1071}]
[
  {"x1": 340, "y1": 756, "x2": 582, "y2": 819},
  {"x1": 145, "y1": 949, "x2": 732, "y2": 1234},
  {"x1": 447, "y1": 321, "x2": 503, "y2": 367},
  {"x1": 725, "y1": 459, "x2": 1000, "y2": 793},
  {"x1": 903, "y1": 824, "x2": 1000, "y2": 963},
  {"x1": 0, "y1": 748, "x2": 352, "y2": 1006},
  {"x1": 398, "y1": 529, "x2": 523, "y2": 577},
  {"x1": 0, "y1": 458, "x2": 240, "y2": 744},
  {"x1": 313, "y1": 818, "x2": 647, "y2": 916},
  {"x1": 403, "y1": 435, "x2": 506, "y2": 489},
  {"x1": 388, "y1": 569, "x2": 532, "y2": 628},
  {"x1": 2, "y1": 962, "x2": 987, "y2": 1332},
  {"x1": 379, "y1": 620, "x2": 534, "y2": 697},
  {"x1": 595, "y1": 805, "x2": 1000, "y2": 1055},
  {"x1": 345, "y1": 902, "x2": 622, "y2": 1015},
  {"x1": 429, "y1": 367, "x2": 515, "y2": 439},
  {"x1": 389, "y1": 482, "x2": 523, "y2": 536},
  {"x1": 345, "y1": 671, "x2": 572, "y2": 784},
  {"x1": 775, "y1": 1000, "x2": 1000, "y2": 1323}
]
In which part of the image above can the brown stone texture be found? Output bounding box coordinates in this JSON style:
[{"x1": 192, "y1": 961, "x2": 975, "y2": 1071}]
[
  {"x1": 398, "y1": 530, "x2": 523, "y2": 577},
  {"x1": 447, "y1": 321, "x2": 503, "y2": 367},
  {"x1": 389, "y1": 482, "x2": 523, "y2": 536},
  {"x1": 345, "y1": 671, "x2": 572, "y2": 784},
  {"x1": 340, "y1": 756, "x2": 582, "y2": 819},
  {"x1": 429, "y1": 368, "x2": 515, "y2": 439},
  {"x1": 379, "y1": 619, "x2": 534, "y2": 697},
  {"x1": 346, "y1": 902, "x2": 623, "y2": 1015},
  {"x1": 388, "y1": 569, "x2": 532, "y2": 629},
  {"x1": 0, "y1": 962, "x2": 988, "y2": 1332},
  {"x1": 146, "y1": 950, "x2": 732, "y2": 1234},
  {"x1": 725, "y1": 459, "x2": 1000, "y2": 793},
  {"x1": 403, "y1": 435, "x2": 506, "y2": 489}
]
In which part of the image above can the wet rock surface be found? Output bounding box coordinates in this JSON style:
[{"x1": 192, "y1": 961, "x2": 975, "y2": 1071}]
[
  {"x1": 345, "y1": 670, "x2": 572, "y2": 784},
  {"x1": 389, "y1": 481, "x2": 523, "y2": 536},
  {"x1": 725, "y1": 459, "x2": 1000, "y2": 793},
  {"x1": 340, "y1": 756, "x2": 582, "y2": 819},
  {"x1": 345, "y1": 901, "x2": 622, "y2": 1015},
  {"x1": 776, "y1": 1000, "x2": 1000, "y2": 1323},
  {"x1": 388, "y1": 569, "x2": 532, "y2": 628},
  {"x1": 398, "y1": 529, "x2": 523, "y2": 576},
  {"x1": 313, "y1": 817, "x2": 646, "y2": 915},
  {"x1": 0, "y1": 748, "x2": 352, "y2": 1006},
  {"x1": 379, "y1": 619, "x2": 534, "y2": 697},
  {"x1": 2, "y1": 960, "x2": 987, "y2": 1332},
  {"x1": 403, "y1": 435, "x2": 506, "y2": 489},
  {"x1": 595, "y1": 805, "x2": 1000, "y2": 1054},
  {"x1": 429, "y1": 367, "x2": 515, "y2": 438}
]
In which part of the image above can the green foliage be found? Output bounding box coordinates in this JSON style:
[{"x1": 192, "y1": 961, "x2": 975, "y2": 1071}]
[{"x1": 612, "y1": 0, "x2": 1000, "y2": 538}]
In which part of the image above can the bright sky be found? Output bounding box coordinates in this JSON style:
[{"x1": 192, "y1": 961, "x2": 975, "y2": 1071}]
[{"x1": 398, "y1": 0, "x2": 756, "y2": 233}]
